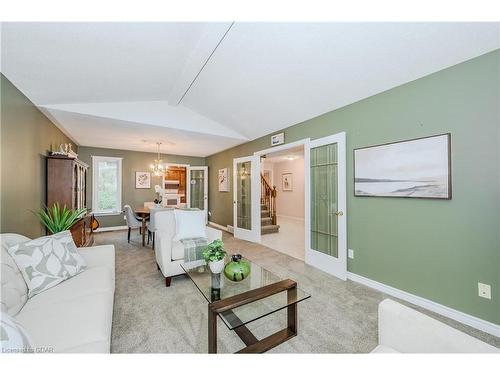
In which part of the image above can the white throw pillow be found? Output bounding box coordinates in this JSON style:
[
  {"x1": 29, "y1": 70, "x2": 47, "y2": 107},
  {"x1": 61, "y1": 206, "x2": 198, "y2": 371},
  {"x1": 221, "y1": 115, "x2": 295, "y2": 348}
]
[
  {"x1": 7, "y1": 231, "x2": 87, "y2": 298},
  {"x1": 173, "y1": 210, "x2": 207, "y2": 241},
  {"x1": 1, "y1": 312, "x2": 34, "y2": 353}
]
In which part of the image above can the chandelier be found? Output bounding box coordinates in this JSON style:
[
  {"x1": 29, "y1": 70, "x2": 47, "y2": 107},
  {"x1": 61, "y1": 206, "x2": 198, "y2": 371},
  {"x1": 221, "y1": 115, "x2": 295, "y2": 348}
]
[{"x1": 150, "y1": 142, "x2": 167, "y2": 177}]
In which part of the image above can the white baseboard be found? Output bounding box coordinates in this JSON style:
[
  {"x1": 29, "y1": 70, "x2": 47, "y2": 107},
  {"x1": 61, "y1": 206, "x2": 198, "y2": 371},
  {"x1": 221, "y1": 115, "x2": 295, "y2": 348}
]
[
  {"x1": 208, "y1": 221, "x2": 232, "y2": 233},
  {"x1": 277, "y1": 214, "x2": 304, "y2": 221},
  {"x1": 94, "y1": 225, "x2": 128, "y2": 233},
  {"x1": 347, "y1": 272, "x2": 500, "y2": 338}
]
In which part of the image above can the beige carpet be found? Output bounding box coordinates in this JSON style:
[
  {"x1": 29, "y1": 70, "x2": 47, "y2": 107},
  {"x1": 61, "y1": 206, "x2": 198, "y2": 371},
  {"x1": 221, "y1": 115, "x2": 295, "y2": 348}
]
[{"x1": 93, "y1": 229, "x2": 500, "y2": 353}]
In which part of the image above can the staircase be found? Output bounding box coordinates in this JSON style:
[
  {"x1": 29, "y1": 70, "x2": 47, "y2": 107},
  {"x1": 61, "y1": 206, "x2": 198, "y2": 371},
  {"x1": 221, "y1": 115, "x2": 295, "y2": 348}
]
[{"x1": 261, "y1": 174, "x2": 280, "y2": 235}]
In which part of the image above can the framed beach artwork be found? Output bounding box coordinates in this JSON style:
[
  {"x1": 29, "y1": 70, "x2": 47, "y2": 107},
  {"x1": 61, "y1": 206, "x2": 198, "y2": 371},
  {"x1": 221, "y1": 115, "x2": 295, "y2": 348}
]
[
  {"x1": 135, "y1": 171, "x2": 151, "y2": 189},
  {"x1": 354, "y1": 133, "x2": 451, "y2": 199},
  {"x1": 218, "y1": 168, "x2": 230, "y2": 192},
  {"x1": 282, "y1": 173, "x2": 293, "y2": 191}
]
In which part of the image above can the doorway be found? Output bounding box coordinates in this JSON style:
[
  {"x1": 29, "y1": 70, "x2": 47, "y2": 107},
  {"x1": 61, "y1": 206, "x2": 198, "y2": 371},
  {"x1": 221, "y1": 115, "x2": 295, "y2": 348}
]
[
  {"x1": 260, "y1": 145, "x2": 306, "y2": 260},
  {"x1": 232, "y1": 133, "x2": 347, "y2": 280}
]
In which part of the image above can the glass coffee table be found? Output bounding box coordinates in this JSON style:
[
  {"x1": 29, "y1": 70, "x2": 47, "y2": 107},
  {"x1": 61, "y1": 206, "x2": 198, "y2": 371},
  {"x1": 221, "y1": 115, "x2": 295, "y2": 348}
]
[{"x1": 181, "y1": 256, "x2": 310, "y2": 353}]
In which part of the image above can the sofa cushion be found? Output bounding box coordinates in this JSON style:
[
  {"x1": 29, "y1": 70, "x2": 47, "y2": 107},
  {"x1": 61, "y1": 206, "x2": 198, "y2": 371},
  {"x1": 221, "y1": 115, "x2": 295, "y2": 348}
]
[
  {"x1": 79, "y1": 245, "x2": 115, "y2": 282},
  {"x1": 0, "y1": 312, "x2": 33, "y2": 353},
  {"x1": 173, "y1": 209, "x2": 206, "y2": 241},
  {"x1": 20, "y1": 266, "x2": 114, "y2": 311},
  {"x1": 16, "y1": 289, "x2": 114, "y2": 353},
  {"x1": 7, "y1": 231, "x2": 87, "y2": 298},
  {"x1": 1, "y1": 234, "x2": 30, "y2": 316}
]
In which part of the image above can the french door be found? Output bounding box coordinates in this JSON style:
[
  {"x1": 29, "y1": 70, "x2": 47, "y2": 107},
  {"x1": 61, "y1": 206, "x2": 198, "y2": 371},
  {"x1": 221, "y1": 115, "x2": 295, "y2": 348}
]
[
  {"x1": 305, "y1": 132, "x2": 347, "y2": 280},
  {"x1": 233, "y1": 155, "x2": 261, "y2": 242},
  {"x1": 188, "y1": 166, "x2": 208, "y2": 222}
]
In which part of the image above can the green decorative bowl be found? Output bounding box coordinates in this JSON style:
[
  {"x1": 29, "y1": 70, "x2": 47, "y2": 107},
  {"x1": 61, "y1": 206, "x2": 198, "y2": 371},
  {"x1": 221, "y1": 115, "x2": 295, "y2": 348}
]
[{"x1": 224, "y1": 254, "x2": 250, "y2": 282}]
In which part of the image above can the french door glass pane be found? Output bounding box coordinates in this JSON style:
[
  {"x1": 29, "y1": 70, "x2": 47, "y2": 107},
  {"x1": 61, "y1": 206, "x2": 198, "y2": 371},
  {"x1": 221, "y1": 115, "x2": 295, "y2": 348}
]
[
  {"x1": 310, "y1": 143, "x2": 338, "y2": 257},
  {"x1": 190, "y1": 170, "x2": 205, "y2": 210},
  {"x1": 237, "y1": 161, "x2": 252, "y2": 230}
]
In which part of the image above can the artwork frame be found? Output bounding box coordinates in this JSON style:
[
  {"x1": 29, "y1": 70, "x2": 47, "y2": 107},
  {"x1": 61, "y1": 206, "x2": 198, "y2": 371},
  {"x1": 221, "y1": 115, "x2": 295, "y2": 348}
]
[
  {"x1": 354, "y1": 133, "x2": 451, "y2": 199},
  {"x1": 218, "y1": 168, "x2": 230, "y2": 192},
  {"x1": 135, "y1": 171, "x2": 151, "y2": 189},
  {"x1": 271, "y1": 132, "x2": 285, "y2": 147},
  {"x1": 282, "y1": 173, "x2": 293, "y2": 192}
]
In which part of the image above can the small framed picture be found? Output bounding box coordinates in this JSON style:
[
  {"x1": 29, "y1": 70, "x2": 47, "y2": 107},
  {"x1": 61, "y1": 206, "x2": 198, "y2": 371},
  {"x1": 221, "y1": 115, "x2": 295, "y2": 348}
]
[
  {"x1": 218, "y1": 168, "x2": 230, "y2": 192},
  {"x1": 135, "y1": 171, "x2": 151, "y2": 189},
  {"x1": 282, "y1": 173, "x2": 293, "y2": 191},
  {"x1": 271, "y1": 132, "x2": 285, "y2": 146}
]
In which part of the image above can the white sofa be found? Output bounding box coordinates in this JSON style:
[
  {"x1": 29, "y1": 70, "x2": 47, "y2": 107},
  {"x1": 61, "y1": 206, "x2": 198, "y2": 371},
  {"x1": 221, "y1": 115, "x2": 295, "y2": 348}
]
[
  {"x1": 372, "y1": 299, "x2": 499, "y2": 353},
  {"x1": 1, "y1": 233, "x2": 115, "y2": 353},
  {"x1": 154, "y1": 210, "x2": 222, "y2": 286}
]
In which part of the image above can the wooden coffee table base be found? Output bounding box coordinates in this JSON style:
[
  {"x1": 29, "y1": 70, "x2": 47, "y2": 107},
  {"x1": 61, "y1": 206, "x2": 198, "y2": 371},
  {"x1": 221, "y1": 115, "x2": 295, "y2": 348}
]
[{"x1": 207, "y1": 279, "x2": 298, "y2": 354}]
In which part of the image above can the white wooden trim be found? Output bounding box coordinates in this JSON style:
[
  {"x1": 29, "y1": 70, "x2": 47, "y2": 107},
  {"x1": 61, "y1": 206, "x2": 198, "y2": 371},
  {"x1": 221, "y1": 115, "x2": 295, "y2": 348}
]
[
  {"x1": 91, "y1": 156, "x2": 122, "y2": 215},
  {"x1": 94, "y1": 225, "x2": 128, "y2": 233},
  {"x1": 347, "y1": 272, "x2": 500, "y2": 338},
  {"x1": 163, "y1": 163, "x2": 191, "y2": 207},
  {"x1": 253, "y1": 138, "x2": 311, "y2": 157},
  {"x1": 305, "y1": 132, "x2": 347, "y2": 281},
  {"x1": 232, "y1": 155, "x2": 261, "y2": 243},
  {"x1": 188, "y1": 166, "x2": 208, "y2": 222},
  {"x1": 276, "y1": 214, "x2": 304, "y2": 221},
  {"x1": 208, "y1": 221, "x2": 231, "y2": 233}
]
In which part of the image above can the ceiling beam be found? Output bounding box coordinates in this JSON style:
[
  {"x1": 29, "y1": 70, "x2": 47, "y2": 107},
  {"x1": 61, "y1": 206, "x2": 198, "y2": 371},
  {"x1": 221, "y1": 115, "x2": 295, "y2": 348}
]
[{"x1": 167, "y1": 22, "x2": 234, "y2": 105}]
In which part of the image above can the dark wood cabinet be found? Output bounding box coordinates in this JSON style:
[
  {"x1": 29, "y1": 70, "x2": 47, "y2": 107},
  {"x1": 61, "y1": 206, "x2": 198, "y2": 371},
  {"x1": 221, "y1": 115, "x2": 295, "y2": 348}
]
[{"x1": 46, "y1": 155, "x2": 94, "y2": 247}]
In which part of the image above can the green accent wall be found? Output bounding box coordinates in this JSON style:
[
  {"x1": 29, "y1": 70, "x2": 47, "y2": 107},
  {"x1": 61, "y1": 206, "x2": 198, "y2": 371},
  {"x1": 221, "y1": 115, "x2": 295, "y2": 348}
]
[
  {"x1": 0, "y1": 74, "x2": 78, "y2": 238},
  {"x1": 78, "y1": 146, "x2": 205, "y2": 227},
  {"x1": 206, "y1": 50, "x2": 500, "y2": 325}
]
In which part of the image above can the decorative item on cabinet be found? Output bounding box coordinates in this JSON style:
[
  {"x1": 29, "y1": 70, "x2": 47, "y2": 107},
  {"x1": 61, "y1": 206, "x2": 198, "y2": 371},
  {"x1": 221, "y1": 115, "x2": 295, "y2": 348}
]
[{"x1": 46, "y1": 155, "x2": 94, "y2": 247}]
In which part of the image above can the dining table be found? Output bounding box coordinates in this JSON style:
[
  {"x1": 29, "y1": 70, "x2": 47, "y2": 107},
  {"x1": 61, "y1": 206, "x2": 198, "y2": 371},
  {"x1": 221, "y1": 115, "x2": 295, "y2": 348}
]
[{"x1": 134, "y1": 206, "x2": 150, "y2": 246}]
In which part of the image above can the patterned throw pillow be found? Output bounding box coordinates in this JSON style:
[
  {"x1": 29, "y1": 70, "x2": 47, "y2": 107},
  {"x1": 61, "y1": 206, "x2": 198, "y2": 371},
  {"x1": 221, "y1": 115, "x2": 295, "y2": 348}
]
[
  {"x1": 7, "y1": 231, "x2": 87, "y2": 298},
  {"x1": 1, "y1": 312, "x2": 33, "y2": 353}
]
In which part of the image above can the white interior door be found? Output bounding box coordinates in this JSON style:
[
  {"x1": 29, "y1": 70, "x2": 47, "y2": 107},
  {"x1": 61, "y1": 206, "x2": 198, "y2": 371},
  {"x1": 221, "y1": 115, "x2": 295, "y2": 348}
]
[
  {"x1": 233, "y1": 155, "x2": 261, "y2": 242},
  {"x1": 188, "y1": 166, "x2": 208, "y2": 222},
  {"x1": 305, "y1": 132, "x2": 347, "y2": 280}
]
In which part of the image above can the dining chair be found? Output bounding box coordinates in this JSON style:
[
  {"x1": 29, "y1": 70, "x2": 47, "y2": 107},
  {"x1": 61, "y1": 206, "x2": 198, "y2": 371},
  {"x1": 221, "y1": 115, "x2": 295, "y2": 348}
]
[
  {"x1": 147, "y1": 207, "x2": 173, "y2": 249},
  {"x1": 123, "y1": 205, "x2": 142, "y2": 243}
]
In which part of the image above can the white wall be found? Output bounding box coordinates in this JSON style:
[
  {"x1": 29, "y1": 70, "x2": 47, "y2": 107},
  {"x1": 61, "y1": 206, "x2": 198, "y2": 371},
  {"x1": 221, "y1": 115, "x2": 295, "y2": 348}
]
[{"x1": 273, "y1": 157, "x2": 304, "y2": 220}]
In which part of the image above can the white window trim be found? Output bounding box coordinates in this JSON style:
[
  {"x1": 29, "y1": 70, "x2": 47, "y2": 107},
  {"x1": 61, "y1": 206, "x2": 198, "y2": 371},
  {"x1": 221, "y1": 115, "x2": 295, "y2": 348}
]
[{"x1": 92, "y1": 156, "x2": 123, "y2": 216}]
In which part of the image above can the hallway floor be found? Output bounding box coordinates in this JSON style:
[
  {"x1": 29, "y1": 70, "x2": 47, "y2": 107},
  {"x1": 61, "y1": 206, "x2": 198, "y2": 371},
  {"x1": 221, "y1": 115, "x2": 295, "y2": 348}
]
[{"x1": 260, "y1": 215, "x2": 305, "y2": 260}]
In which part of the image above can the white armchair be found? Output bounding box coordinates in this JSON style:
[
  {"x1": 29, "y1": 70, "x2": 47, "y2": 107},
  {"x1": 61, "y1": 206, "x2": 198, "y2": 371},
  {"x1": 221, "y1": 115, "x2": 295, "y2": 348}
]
[{"x1": 154, "y1": 210, "x2": 222, "y2": 287}]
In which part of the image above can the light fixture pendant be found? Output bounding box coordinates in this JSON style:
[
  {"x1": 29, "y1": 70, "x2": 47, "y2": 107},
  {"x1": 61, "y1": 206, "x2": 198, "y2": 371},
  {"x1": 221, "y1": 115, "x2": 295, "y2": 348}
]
[{"x1": 150, "y1": 142, "x2": 167, "y2": 177}]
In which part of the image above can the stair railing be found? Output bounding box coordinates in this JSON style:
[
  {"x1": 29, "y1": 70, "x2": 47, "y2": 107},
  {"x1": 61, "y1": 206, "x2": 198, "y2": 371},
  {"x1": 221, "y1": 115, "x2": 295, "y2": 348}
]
[{"x1": 261, "y1": 174, "x2": 277, "y2": 225}]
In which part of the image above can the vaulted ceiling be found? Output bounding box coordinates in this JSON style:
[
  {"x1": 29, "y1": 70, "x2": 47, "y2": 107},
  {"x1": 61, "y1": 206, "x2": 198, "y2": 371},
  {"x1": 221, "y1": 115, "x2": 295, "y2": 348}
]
[{"x1": 1, "y1": 22, "x2": 499, "y2": 156}]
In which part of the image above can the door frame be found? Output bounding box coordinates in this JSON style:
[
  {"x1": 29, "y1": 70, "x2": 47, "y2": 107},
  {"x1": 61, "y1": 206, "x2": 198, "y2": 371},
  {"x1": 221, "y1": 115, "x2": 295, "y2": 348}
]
[
  {"x1": 233, "y1": 155, "x2": 261, "y2": 243},
  {"x1": 188, "y1": 166, "x2": 209, "y2": 222},
  {"x1": 305, "y1": 132, "x2": 347, "y2": 280},
  {"x1": 253, "y1": 134, "x2": 347, "y2": 280},
  {"x1": 254, "y1": 138, "x2": 311, "y2": 248},
  {"x1": 164, "y1": 163, "x2": 191, "y2": 207}
]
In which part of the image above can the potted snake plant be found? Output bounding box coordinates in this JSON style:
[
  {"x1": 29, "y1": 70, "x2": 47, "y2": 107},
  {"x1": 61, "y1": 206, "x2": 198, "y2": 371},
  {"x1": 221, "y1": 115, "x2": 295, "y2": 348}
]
[
  {"x1": 202, "y1": 239, "x2": 226, "y2": 274},
  {"x1": 34, "y1": 203, "x2": 87, "y2": 234}
]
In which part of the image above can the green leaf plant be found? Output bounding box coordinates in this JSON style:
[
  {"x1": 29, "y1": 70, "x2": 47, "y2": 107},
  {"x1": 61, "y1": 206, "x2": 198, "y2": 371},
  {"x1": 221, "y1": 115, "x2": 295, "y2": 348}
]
[
  {"x1": 33, "y1": 203, "x2": 87, "y2": 234},
  {"x1": 202, "y1": 239, "x2": 226, "y2": 263}
]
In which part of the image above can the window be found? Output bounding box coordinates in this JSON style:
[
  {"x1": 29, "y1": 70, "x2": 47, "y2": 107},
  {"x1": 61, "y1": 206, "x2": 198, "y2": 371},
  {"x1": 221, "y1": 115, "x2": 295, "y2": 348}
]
[{"x1": 92, "y1": 156, "x2": 122, "y2": 215}]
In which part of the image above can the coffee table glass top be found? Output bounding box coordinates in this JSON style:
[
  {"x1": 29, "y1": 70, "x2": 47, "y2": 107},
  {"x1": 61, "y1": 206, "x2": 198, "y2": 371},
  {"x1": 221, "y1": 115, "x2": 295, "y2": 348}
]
[{"x1": 181, "y1": 257, "x2": 310, "y2": 330}]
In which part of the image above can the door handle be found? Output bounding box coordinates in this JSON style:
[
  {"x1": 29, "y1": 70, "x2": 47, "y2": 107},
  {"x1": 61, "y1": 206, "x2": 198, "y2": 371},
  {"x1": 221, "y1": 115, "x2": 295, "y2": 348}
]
[{"x1": 333, "y1": 211, "x2": 344, "y2": 216}]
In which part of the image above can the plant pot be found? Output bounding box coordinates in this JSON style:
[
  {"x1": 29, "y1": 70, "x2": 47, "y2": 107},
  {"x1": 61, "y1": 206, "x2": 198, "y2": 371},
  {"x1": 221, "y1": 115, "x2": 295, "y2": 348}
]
[{"x1": 209, "y1": 259, "x2": 225, "y2": 274}]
